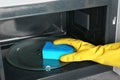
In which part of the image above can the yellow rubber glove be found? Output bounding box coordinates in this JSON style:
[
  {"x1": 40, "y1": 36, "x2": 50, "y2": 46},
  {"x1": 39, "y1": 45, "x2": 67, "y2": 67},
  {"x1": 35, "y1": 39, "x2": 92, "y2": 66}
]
[{"x1": 54, "y1": 38, "x2": 120, "y2": 68}]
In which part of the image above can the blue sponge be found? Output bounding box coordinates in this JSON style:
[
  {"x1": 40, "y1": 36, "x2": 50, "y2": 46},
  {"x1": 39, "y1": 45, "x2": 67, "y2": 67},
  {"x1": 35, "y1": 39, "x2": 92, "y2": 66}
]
[{"x1": 42, "y1": 41, "x2": 75, "y2": 60}]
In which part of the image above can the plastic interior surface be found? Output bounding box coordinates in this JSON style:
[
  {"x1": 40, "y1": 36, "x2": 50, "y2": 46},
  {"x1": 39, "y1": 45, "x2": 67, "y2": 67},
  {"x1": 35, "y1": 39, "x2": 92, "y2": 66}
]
[{"x1": 42, "y1": 41, "x2": 75, "y2": 60}]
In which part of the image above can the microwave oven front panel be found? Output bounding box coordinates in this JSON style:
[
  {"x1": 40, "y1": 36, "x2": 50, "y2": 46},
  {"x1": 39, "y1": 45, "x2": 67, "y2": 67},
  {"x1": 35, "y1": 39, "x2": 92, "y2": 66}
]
[
  {"x1": 0, "y1": 47, "x2": 5, "y2": 80},
  {"x1": 0, "y1": 0, "x2": 108, "y2": 20}
]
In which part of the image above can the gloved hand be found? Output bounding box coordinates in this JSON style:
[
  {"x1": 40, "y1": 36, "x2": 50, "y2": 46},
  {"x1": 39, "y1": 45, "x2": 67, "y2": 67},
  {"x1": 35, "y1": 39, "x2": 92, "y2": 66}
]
[{"x1": 54, "y1": 38, "x2": 120, "y2": 68}]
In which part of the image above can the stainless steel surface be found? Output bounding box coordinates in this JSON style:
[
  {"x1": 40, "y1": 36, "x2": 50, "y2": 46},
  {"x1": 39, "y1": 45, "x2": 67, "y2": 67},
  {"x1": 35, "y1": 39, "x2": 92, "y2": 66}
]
[
  {"x1": 0, "y1": 12, "x2": 66, "y2": 44},
  {"x1": 0, "y1": 0, "x2": 57, "y2": 8},
  {"x1": 0, "y1": 48, "x2": 5, "y2": 80},
  {"x1": 105, "y1": 0, "x2": 118, "y2": 43},
  {"x1": 79, "y1": 71, "x2": 120, "y2": 80},
  {"x1": 114, "y1": 0, "x2": 120, "y2": 75},
  {"x1": 0, "y1": 0, "x2": 108, "y2": 20},
  {"x1": 115, "y1": 0, "x2": 120, "y2": 42},
  {"x1": 113, "y1": 67, "x2": 120, "y2": 75}
]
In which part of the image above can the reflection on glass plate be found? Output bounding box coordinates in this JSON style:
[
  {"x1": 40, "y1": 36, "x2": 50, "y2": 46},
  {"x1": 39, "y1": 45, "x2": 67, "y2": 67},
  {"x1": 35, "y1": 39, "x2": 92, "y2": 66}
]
[{"x1": 5, "y1": 37, "x2": 68, "y2": 71}]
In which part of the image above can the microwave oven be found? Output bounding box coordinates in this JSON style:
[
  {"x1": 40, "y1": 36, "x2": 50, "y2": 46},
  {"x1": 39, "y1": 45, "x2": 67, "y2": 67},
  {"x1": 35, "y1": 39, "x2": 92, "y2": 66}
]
[{"x1": 0, "y1": 0, "x2": 119, "y2": 80}]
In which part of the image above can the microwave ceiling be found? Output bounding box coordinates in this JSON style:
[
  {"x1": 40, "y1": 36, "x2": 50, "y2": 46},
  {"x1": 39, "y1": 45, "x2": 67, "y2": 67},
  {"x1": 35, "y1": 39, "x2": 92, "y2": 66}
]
[{"x1": 0, "y1": 0, "x2": 108, "y2": 20}]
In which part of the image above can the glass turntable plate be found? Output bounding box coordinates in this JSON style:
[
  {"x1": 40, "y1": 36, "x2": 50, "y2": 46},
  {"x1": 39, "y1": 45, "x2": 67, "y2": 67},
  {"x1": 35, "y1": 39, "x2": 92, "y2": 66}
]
[{"x1": 5, "y1": 37, "x2": 68, "y2": 71}]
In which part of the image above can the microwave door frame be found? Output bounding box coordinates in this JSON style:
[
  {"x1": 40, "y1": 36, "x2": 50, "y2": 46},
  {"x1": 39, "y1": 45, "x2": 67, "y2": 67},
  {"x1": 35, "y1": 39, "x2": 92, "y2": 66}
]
[{"x1": 0, "y1": 47, "x2": 5, "y2": 80}]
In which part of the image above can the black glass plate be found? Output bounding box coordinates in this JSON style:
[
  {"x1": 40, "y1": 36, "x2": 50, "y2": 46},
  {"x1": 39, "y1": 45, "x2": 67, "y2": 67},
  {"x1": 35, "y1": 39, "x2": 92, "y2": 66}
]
[{"x1": 5, "y1": 37, "x2": 68, "y2": 71}]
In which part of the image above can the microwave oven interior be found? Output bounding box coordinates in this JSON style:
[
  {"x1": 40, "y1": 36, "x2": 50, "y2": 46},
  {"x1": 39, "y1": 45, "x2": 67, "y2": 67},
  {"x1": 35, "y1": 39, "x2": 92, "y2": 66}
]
[{"x1": 0, "y1": 6, "x2": 115, "y2": 80}]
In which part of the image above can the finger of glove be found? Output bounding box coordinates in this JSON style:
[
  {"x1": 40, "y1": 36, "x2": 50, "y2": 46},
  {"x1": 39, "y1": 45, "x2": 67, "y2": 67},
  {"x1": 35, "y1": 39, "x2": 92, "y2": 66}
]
[
  {"x1": 54, "y1": 38, "x2": 95, "y2": 50},
  {"x1": 60, "y1": 52, "x2": 76, "y2": 62},
  {"x1": 54, "y1": 38, "x2": 83, "y2": 50},
  {"x1": 60, "y1": 52, "x2": 86, "y2": 62}
]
